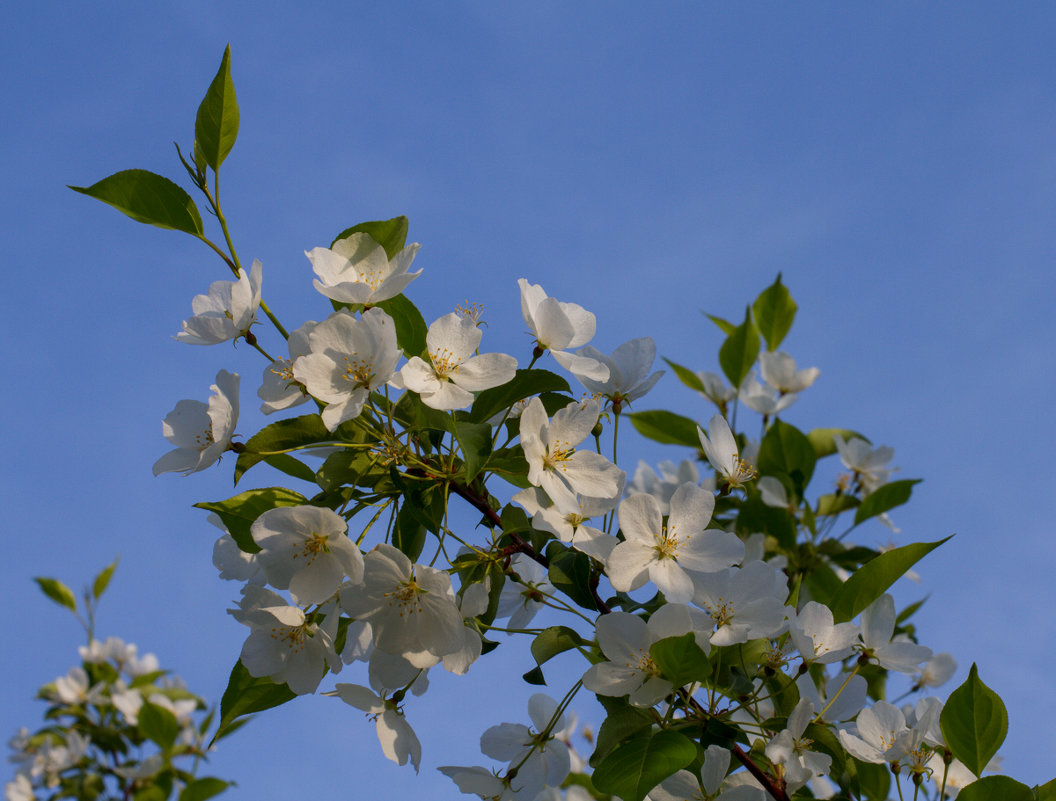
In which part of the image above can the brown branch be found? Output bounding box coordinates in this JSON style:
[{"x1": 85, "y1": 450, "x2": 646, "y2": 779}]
[{"x1": 447, "y1": 480, "x2": 549, "y2": 569}]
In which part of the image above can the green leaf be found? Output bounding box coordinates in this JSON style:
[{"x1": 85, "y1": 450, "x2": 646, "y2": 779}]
[
  {"x1": 807, "y1": 427, "x2": 867, "y2": 458},
  {"x1": 138, "y1": 700, "x2": 180, "y2": 749},
  {"x1": 92, "y1": 558, "x2": 119, "y2": 600},
  {"x1": 941, "y1": 663, "x2": 1008, "y2": 778},
  {"x1": 828, "y1": 536, "x2": 951, "y2": 623},
  {"x1": 628, "y1": 409, "x2": 701, "y2": 448},
  {"x1": 69, "y1": 169, "x2": 204, "y2": 235},
  {"x1": 331, "y1": 216, "x2": 409, "y2": 259},
  {"x1": 736, "y1": 495, "x2": 795, "y2": 550},
  {"x1": 531, "y1": 626, "x2": 586, "y2": 667},
  {"x1": 854, "y1": 479, "x2": 922, "y2": 526},
  {"x1": 649, "y1": 633, "x2": 710, "y2": 687},
  {"x1": 195, "y1": 487, "x2": 309, "y2": 553},
  {"x1": 704, "y1": 313, "x2": 736, "y2": 336},
  {"x1": 393, "y1": 502, "x2": 427, "y2": 562},
  {"x1": 468, "y1": 369, "x2": 570, "y2": 424},
  {"x1": 194, "y1": 44, "x2": 239, "y2": 171},
  {"x1": 547, "y1": 547, "x2": 597, "y2": 611},
  {"x1": 592, "y1": 729, "x2": 696, "y2": 801},
  {"x1": 752, "y1": 273, "x2": 797, "y2": 350},
  {"x1": 454, "y1": 421, "x2": 492, "y2": 482},
  {"x1": 33, "y1": 577, "x2": 76, "y2": 611},
  {"x1": 1036, "y1": 778, "x2": 1056, "y2": 801},
  {"x1": 662, "y1": 358, "x2": 706, "y2": 393},
  {"x1": 590, "y1": 698, "x2": 656, "y2": 768},
  {"x1": 718, "y1": 307, "x2": 760, "y2": 388},
  {"x1": 757, "y1": 419, "x2": 816, "y2": 493},
  {"x1": 234, "y1": 414, "x2": 331, "y2": 483},
  {"x1": 956, "y1": 775, "x2": 1032, "y2": 801},
  {"x1": 259, "y1": 454, "x2": 317, "y2": 484},
  {"x1": 816, "y1": 493, "x2": 859, "y2": 517},
  {"x1": 213, "y1": 661, "x2": 296, "y2": 744},
  {"x1": 179, "y1": 777, "x2": 231, "y2": 801},
  {"x1": 852, "y1": 757, "x2": 891, "y2": 801},
  {"x1": 375, "y1": 293, "x2": 428, "y2": 359},
  {"x1": 522, "y1": 665, "x2": 546, "y2": 685}
]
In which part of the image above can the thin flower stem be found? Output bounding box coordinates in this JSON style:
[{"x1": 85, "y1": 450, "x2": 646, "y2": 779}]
[
  {"x1": 246, "y1": 337, "x2": 277, "y2": 363},
  {"x1": 813, "y1": 663, "x2": 861, "y2": 723}
]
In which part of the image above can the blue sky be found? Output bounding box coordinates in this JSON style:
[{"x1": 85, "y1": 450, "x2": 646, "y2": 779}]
[{"x1": 4, "y1": 2, "x2": 1055, "y2": 796}]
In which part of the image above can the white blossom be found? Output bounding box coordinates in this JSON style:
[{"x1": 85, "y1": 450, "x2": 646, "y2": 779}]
[
  {"x1": 176, "y1": 259, "x2": 262, "y2": 345},
  {"x1": 564, "y1": 337, "x2": 664, "y2": 411},
  {"x1": 518, "y1": 279, "x2": 607, "y2": 381},
  {"x1": 758, "y1": 351, "x2": 819, "y2": 394},
  {"x1": 765, "y1": 698, "x2": 832, "y2": 791},
  {"x1": 332, "y1": 683, "x2": 422, "y2": 772},
  {"x1": 396, "y1": 312, "x2": 516, "y2": 410},
  {"x1": 697, "y1": 414, "x2": 756, "y2": 490},
  {"x1": 152, "y1": 370, "x2": 239, "y2": 476},
  {"x1": 857, "y1": 594, "x2": 932, "y2": 673},
  {"x1": 788, "y1": 601, "x2": 859, "y2": 664},
  {"x1": 834, "y1": 435, "x2": 895, "y2": 494},
  {"x1": 258, "y1": 319, "x2": 318, "y2": 413},
  {"x1": 480, "y1": 694, "x2": 571, "y2": 797},
  {"x1": 738, "y1": 374, "x2": 796, "y2": 416},
  {"x1": 292, "y1": 308, "x2": 400, "y2": 431},
  {"x1": 308, "y1": 232, "x2": 421, "y2": 306},
  {"x1": 607, "y1": 484, "x2": 744, "y2": 604},
  {"x1": 691, "y1": 561, "x2": 787, "y2": 646}
]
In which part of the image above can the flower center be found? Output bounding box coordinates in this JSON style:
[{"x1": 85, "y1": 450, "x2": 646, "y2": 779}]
[
  {"x1": 706, "y1": 596, "x2": 736, "y2": 627},
  {"x1": 342, "y1": 353, "x2": 375, "y2": 388},
  {"x1": 431, "y1": 346, "x2": 462, "y2": 378},
  {"x1": 270, "y1": 623, "x2": 310, "y2": 654},
  {"x1": 653, "y1": 525, "x2": 680, "y2": 560},
  {"x1": 193, "y1": 428, "x2": 215, "y2": 451},
  {"x1": 543, "y1": 441, "x2": 575, "y2": 472},
  {"x1": 293, "y1": 532, "x2": 329, "y2": 566}
]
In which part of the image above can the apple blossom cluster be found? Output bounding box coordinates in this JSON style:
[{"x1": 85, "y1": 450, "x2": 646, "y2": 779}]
[
  {"x1": 63, "y1": 46, "x2": 1053, "y2": 801},
  {"x1": 7, "y1": 565, "x2": 231, "y2": 801}
]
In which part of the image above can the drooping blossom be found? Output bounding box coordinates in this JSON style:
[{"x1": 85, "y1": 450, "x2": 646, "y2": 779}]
[
  {"x1": 152, "y1": 370, "x2": 239, "y2": 476},
  {"x1": 738, "y1": 374, "x2": 796, "y2": 416},
  {"x1": 564, "y1": 337, "x2": 664, "y2": 412},
  {"x1": 765, "y1": 698, "x2": 832, "y2": 792},
  {"x1": 332, "y1": 683, "x2": 422, "y2": 772},
  {"x1": 518, "y1": 279, "x2": 607, "y2": 380},
  {"x1": 652, "y1": 743, "x2": 766, "y2": 801},
  {"x1": 479, "y1": 694, "x2": 571, "y2": 797},
  {"x1": 697, "y1": 414, "x2": 756, "y2": 491},
  {"x1": 759, "y1": 351, "x2": 819, "y2": 394},
  {"x1": 857, "y1": 594, "x2": 932, "y2": 673},
  {"x1": 176, "y1": 259, "x2": 262, "y2": 345},
  {"x1": 307, "y1": 232, "x2": 421, "y2": 306}
]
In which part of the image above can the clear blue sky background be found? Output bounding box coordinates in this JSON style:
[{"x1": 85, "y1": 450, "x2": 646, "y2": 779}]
[{"x1": 4, "y1": 3, "x2": 1055, "y2": 797}]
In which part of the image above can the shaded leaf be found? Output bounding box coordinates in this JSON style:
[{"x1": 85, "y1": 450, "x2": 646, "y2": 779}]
[
  {"x1": 138, "y1": 701, "x2": 180, "y2": 749},
  {"x1": 650, "y1": 633, "x2": 709, "y2": 687},
  {"x1": 375, "y1": 293, "x2": 428, "y2": 358},
  {"x1": 957, "y1": 775, "x2": 1032, "y2": 801},
  {"x1": 331, "y1": 216, "x2": 409, "y2": 259},
  {"x1": 854, "y1": 479, "x2": 921, "y2": 526},
  {"x1": 752, "y1": 273, "x2": 797, "y2": 351},
  {"x1": 807, "y1": 427, "x2": 867, "y2": 458},
  {"x1": 234, "y1": 414, "x2": 331, "y2": 483},
  {"x1": 468, "y1": 369, "x2": 570, "y2": 424},
  {"x1": 628, "y1": 409, "x2": 701, "y2": 448},
  {"x1": 718, "y1": 307, "x2": 760, "y2": 388},
  {"x1": 592, "y1": 729, "x2": 696, "y2": 801},
  {"x1": 179, "y1": 778, "x2": 230, "y2": 801}
]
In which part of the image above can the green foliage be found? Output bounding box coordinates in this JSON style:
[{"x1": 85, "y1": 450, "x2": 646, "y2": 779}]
[
  {"x1": 194, "y1": 487, "x2": 309, "y2": 553},
  {"x1": 375, "y1": 293, "x2": 428, "y2": 358},
  {"x1": 592, "y1": 729, "x2": 696, "y2": 801},
  {"x1": 179, "y1": 778, "x2": 232, "y2": 801},
  {"x1": 468, "y1": 369, "x2": 570, "y2": 424},
  {"x1": 214, "y1": 661, "x2": 296, "y2": 744},
  {"x1": 957, "y1": 775, "x2": 1033, "y2": 801},
  {"x1": 941, "y1": 663, "x2": 1009, "y2": 778},
  {"x1": 853, "y1": 478, "x2": 922, "y2": 526},
  {"x1": 139, "y1": 701, "x2": 181, "y2": 749},
  {"x1": 752, "y1": 273, "x2": 797, "y2": 351},
  {"x1": 92, "y1": 558, "x2": 119, "y2": 600},
  {"x1": 649, "y1": 633, "x2": 710, "y2": 687},
  {"x1": 69, "y1": 170, "x2": 204, "y2": 235},
  {"x1": 718, "y1": 306, "x2": 761, "y2": 388},
  {"x1": 757, "y1": 419, "x2": 816, "y2": 495},
  {"x1": 34, "y1": 577, "x2": 77, "y2": 611},
  {"x1": 828, "y1": 536, "x2": 950, "y2": 622},
  {"x1": 234, "y1": 414, "x2": 332, "y2": 483},
  {"x1": 627, "y1": 409, "x2": 701, "y2": 448},
  {"x1": 331, "y1": 216, "x2": 409, "y2": 258},
  {"x1": 194, "y1": 44, "x2": 240, "y2": 171}
]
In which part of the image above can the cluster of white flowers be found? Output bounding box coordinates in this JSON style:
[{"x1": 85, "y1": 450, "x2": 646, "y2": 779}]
[{"x1": 153, "y1": 232, "x2": 969, "y2": 801}]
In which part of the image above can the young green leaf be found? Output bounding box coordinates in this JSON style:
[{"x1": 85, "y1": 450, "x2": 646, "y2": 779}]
[
  {"x1": 589, "y1": 700, "x2": 656, "y2": 768},
  {"x1": 853, "y1": 479, "x2": 922, "y2": 526},
  {"x1": 194, "y1": 44, "x2": 240, "y2": 171},
  {"x1": 33, "y1": 577, "x2": 77, "y2": 612},
  {"x1": 138, "y1": 701, "x2": 180, "y2": 749},
  {"x1": 213, "y1": 661, "x2": 296, "y2": 744},
  {"x1": 454, "y1": 420, "x2": 492, "y2": 482},
  {"x1": 752, "y1": 273, "x2": 797, "y2": 351},
  {"x1": 704, "y1": 313, "x2": 737, "y2": 336},
  {"x1": 178, "y1": 778, "x2": 231, "y2": 801},
  {"x1": 92, "y1": 558, "x2": 119, "y2": 600},
  {"x1": 807, "y1": 427, "x2": 868, "y2": 458},
  {"x1": 941, "y1": 663, "x2": 1009, "y2": 778},
  {"x1": 69, "y1": 170, "x2": 204, "y2": 235},
  {"x1": 627, "y1": 409, "x2": 701, "y2": 448},
  {"x1": 828, "y1": 536, "x2": 951, "y2": 622},
  {"x1": 592, "y1": 729, "x2": 696, "y2": 801},
  {"x1": 374, "y1": 293, "x2": 428, "y2": 359},
  {"x1": 234, "y1": 414, "x2": 332, "y2": 483},
  {"x1": 718, "y1": 307, "x2": 760, "y2": 388},
  {"x1": 331, "y1": 216, "x2": 409, "y2": 259},
  {"x1": 757, "y1": 419, "x2": 816, "y2": 491},
  {"x1": 662, "y1": 358, "x2": 706, "y2": 393}
]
